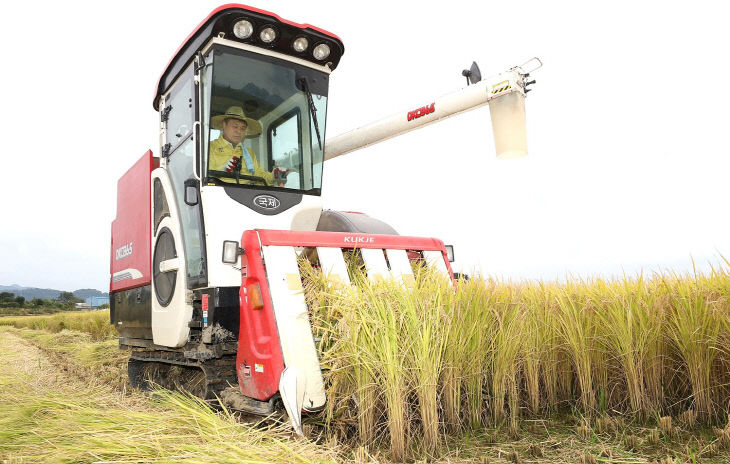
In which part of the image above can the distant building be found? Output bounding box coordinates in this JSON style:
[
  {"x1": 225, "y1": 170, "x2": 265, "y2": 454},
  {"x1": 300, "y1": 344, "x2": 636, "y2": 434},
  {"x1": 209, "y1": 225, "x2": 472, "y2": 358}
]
[
  {"x1": 75, "y1": 302, "x2": 92, "y2": 310},
  {"x1": 85, "y1": 296, "x2": 110, "y2": 309}
]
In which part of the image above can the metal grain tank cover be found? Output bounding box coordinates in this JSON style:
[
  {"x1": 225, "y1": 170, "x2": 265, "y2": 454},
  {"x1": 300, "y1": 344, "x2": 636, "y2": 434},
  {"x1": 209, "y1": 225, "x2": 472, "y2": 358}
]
[
  {"x1": 316, "y1": 210, "x2": 399, "y2": 235},
  {"x1": 110, "y1": 151, "x2": 158, "y2": 292}
]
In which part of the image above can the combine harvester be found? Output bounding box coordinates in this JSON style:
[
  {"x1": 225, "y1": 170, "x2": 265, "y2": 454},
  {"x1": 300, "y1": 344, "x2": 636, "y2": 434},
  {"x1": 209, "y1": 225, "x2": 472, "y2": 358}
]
[{"x1": 110, "y1": 4, "x2": 540, "y2": 433}]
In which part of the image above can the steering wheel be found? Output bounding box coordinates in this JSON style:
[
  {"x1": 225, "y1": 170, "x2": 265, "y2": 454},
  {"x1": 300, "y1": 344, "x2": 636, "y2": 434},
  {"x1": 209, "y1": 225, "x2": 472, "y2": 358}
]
[{"x1": 207, "y1": 170, "x2": 268, "y2": 186}]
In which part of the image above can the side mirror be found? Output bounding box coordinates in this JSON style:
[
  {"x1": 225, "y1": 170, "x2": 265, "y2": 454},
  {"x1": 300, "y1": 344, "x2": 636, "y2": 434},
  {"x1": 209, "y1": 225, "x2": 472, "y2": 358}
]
[
  {"x1": 184, "y1": 178, "x2": 199, "y2": 206},
  {"x1": 445, "y1": 245, "x2": 455, "y2": 263},
  {"x1": 222, "y1": 240, "x2": 241, "y2": 264}
]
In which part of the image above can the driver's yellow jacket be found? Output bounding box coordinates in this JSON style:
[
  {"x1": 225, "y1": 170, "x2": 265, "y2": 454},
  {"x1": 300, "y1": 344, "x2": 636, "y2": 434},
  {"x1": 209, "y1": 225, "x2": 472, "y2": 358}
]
[{"x1": 209, "y1": 135, "x2": 274, "y2": 185}]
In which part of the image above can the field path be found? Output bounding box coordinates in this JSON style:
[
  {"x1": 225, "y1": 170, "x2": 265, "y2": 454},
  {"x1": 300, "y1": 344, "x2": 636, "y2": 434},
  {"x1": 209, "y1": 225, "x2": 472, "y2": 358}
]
[
  {"x1": 0, "y1": 330, "x2": 80, "y2": 391},
  {"x1": 0, "y1": 328, "x2": 338, "y2": 464}
]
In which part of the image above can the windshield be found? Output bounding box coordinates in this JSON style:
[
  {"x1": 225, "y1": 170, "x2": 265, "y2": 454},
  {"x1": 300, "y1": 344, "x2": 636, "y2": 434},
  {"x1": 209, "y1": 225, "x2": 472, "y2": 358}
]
[{"x1": 202, "y1": 45, "x2": 328, "y2": 194}]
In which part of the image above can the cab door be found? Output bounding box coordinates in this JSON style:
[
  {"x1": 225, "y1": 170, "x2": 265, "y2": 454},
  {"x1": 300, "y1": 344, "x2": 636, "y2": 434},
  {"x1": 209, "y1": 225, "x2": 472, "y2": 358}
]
[{"x1": 151, "y1": 63, "x2": 207, "y2": 347}]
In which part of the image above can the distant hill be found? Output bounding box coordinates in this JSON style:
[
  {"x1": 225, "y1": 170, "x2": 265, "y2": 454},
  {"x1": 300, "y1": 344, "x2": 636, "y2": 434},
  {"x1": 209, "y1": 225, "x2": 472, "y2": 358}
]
[
  {"x1": 73, "y1": 288, "x2": 109, "y2": 300},
  {"x1": 0, "y1": 285, "x2": 108, "y2": 301}
]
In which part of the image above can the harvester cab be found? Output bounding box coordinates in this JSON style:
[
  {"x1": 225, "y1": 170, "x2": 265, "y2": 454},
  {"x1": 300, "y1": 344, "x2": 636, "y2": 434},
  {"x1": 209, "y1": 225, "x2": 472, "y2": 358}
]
[{"x1": 110, "y1": 4, "x2": 538, "y2": 434}]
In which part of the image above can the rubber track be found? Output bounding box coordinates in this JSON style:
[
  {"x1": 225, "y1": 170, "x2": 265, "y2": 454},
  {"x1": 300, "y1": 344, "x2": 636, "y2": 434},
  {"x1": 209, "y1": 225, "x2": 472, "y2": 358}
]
[{"x1": 129, "y1": 350, "x2": 237, "y2": 400}]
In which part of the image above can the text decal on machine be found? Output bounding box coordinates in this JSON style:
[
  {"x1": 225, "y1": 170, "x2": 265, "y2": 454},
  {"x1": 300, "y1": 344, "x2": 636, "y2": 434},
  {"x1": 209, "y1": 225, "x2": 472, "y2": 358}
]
[
  {"x1": 344, "y1": 236, "x2": 374, "y2": 244},
  {"x1": 407, "y1": 103, "x2": 435, "y2": 121},
  {"x1": 115, "y1": 242, "x2": 133, "y2": 260},
  {"x1": 253, "y1": 194, "x2": 280, "y2": 210}
]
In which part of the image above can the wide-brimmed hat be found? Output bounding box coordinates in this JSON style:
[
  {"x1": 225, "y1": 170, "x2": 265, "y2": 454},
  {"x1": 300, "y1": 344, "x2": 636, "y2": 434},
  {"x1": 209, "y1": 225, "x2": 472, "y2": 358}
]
[{"x1": 210, "y1": 106, "x2": 262, "y2": 137}]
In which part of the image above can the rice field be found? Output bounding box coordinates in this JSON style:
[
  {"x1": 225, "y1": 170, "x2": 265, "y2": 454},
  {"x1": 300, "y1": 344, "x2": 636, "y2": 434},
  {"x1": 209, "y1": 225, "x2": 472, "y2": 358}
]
[
  {"x1": 2, "y1": 263, "x2": 730, "y2": 462},
  {"x1": 302, "y1": 261, "x2": 730, "y2": 461},
  {"x1": 0, "y1": 309, "x2": 116, "y2": 340}
]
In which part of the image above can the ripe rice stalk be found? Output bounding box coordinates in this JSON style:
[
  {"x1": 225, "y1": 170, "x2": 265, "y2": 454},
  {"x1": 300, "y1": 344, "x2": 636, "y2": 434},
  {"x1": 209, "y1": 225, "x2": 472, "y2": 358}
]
[
  {"x1": 440, "y1": 278, "x2": 468, "y2": 432},
  {"x1": 440, "y1": 274, "x2": 498, "y2": 432},
  {"x1": 489, "y1": 290, "x2": 526, "y2": 427},
  {"x1": 299, "y1": 254, "x2": 730, "y2": 456},
  {"x1": 349, "y1": 320, "x2": 380, "y2": 447},
  {"x1": 300, "y1": 261, "x2": 353, "y2": 431},
  {"x1": 547, "y1": 300, "x2": 571, "y2": 409},
  {"x1": 353, "y1": 276, "x2": 411, "y2": 461},
  {"x1": 664, "y1": 272, "x2": 722, "y2": 421},
  {"x1": 644, "y1": 277, "x2": 668, "y2": 415},
  {"x1": 521, "y1": 285, "x2": 542, "y2": 415},
  {"x1": 301, "y1": 259, "x2": 381, "y2": 445},
  {"x1": 591, "y1": 276, "x2": 657, "y2": 420},
  {"x1": 555, "y1": 350, "x2": 574, "y2": 407},
  {"x1": 401, "y1": 272, "x2": 452, "y2": 453},
  {"x1": 0, "y1": 310, "x2": 117, "y2": 341},
  {"x1": 523, "y1": 329, "x2": 541, "y2": 415},
  {"x1": 704, "y1": 262, "x2": 730, "y2": 413},
  {"x1": 520, "y1": 283, "x2": 559, "y2": 414},
  {"x1": 336, "y1": 285, "x2": 381, "y2": 447},
  {"x1": 531, "y1": 283, "x2": 571, "y2": 410},
  {"x1": 581, "y1": 282, "x2": 610, "y2": 415},
  {"x1": 554, "y1": 281, "x2": 598, "y2": 416},
  {"x1": 455, "y1": 277, "x2": 500, "y2": 430},
  {"x1": 303, "y1": 260, "x2": 417, "y2": 456}
]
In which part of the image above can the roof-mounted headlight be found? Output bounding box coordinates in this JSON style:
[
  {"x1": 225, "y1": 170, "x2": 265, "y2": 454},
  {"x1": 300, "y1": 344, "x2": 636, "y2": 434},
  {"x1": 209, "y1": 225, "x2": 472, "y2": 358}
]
[
  {"x1": 292, "y1": 37, "x2": 309, "y2": 53},
  {"x1": 260, "y1": 27, "x2": 277, "y2": 44},
  {"x1": 313, "y1": 43, "x2": 330, "y2": 61},
  {"x1": 233, "y1": 20, "x2": 254, "y2": 39}
]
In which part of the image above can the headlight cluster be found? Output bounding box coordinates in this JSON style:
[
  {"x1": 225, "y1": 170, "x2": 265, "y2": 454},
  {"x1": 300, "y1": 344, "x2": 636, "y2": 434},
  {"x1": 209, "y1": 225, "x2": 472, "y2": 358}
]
[
  {"x1": 259, "y1": 27, "x2": 277, "y2": 43},
  {"x1": 292, "y1": 37, "x2": 308, "y2": 53},
  {"x1": 312, "y1": 43, "x2": 330, "y2": 60},
  {"x1": 232, "y1": 18, "x2": 332, "y2": 61},
  {"x1": 232, "y1": 20, "x2": 254, "y2": 39}
]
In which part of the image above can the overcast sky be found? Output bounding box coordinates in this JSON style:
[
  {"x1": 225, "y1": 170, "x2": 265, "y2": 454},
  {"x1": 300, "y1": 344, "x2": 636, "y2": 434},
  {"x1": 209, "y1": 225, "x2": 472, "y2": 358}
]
[{"x1": 0, "y1": 0, "x2": 728, "y2": 291}]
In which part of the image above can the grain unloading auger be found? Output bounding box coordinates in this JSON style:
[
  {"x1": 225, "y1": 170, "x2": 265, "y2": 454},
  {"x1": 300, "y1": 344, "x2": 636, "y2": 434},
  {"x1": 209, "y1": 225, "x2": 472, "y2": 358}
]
[{"x1": 109, "y1": 4, "x2": 540, "y2": 434}]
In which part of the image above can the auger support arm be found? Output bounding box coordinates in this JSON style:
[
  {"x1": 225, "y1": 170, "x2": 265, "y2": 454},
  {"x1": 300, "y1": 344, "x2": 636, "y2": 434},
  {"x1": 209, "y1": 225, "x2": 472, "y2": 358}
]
[{"x1": 324, "y1": 58, "x2": 541, "y2": 160}]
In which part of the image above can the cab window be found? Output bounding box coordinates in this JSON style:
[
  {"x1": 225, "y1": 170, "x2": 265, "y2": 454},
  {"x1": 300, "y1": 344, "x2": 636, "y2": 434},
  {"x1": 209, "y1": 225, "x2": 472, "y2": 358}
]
[
  {"x1": 201, "y1": 45, "x2": 328, "y2": 194},
  {"x1": 269, "y1": 110, "x2": 302, "y2": 189}
]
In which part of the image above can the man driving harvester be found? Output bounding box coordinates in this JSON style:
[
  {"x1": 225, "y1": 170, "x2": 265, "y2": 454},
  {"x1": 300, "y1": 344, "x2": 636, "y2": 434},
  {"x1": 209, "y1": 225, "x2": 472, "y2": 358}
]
[{"x1": 209, "y1": 106, "x2": 288, "y2": 186}]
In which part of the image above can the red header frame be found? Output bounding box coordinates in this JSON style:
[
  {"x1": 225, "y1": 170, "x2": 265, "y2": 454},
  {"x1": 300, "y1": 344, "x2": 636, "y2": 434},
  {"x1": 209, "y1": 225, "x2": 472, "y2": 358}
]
[
  {"x1": 253, "y1": 229, "x2": 447, "y2": 251},
  {"x1": 251, "y1": 229, "x2": 455, "y2": 279},
  {"x1": 235, "y1": 228, "x2": 455, "y2": 400}
]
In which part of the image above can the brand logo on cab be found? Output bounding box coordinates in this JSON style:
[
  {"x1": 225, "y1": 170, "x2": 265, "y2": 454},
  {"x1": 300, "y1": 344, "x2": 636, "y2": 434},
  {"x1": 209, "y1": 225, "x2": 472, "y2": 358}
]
[
  {"x1": 407, "y1": 103, "x2": 435, "y2": 121},
  {"x1": 115, "y1": 242, "x2": 133, "y2": 260},
  {"x1": 253, "y1": 194, "x2": 280, "y2": 210}
]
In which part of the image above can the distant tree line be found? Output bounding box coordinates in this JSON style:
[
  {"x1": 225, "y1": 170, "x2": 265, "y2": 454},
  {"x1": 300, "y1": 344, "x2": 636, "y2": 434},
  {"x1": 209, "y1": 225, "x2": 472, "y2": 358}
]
[{"x1": 0, "y1": 291, "x2": 82, "y2": 309}]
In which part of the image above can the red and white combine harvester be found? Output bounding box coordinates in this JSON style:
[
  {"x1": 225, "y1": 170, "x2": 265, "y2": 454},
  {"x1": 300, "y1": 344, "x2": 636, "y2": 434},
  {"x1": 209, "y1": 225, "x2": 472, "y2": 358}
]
[{"x1": 110, "y1": 4, "x2": 540, "y2": 433}]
